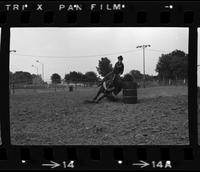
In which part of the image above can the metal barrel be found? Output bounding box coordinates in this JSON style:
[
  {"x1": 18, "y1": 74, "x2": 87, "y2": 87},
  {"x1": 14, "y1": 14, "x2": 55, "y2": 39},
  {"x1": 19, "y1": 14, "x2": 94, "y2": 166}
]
[{"x1": 123, "y1": 81, "x2": 137, "y2": 104}]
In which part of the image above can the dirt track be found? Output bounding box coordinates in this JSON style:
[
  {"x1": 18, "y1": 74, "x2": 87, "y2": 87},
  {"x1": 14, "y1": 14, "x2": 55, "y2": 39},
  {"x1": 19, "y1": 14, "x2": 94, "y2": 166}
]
[
  {"x1": 9, "y1": 86, "x2": 189, "y2": 145},
  {"x1": 197, "y1": 89, "x2": 200, "y2": 145}
]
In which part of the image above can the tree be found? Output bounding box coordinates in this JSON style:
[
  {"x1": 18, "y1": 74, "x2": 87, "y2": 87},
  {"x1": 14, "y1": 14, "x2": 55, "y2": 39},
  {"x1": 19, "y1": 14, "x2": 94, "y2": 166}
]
[
  {"x1": 64, "y1": 73, "x2": 71, "y2": 83},
  {"x1": 155, "y1": 50, "x2": 188, "y2": 80},
  {"x1": 51, "y1": 73, "x2": 61, "y2": 84},
  {"x1": 32, "y1": 74, "x2": 43, "y2": 85},
  {"x1": 64, "y1": 71, "x2": 86, "y2": 83},
  {"x1": 70, "y1": 71, "x2": 79, "y2": 82},
  {"x1": 96, "y1": 57, "x2": 113, "y2": 77},
  {"x1": 170, "y1": 50, "x2": 188, "y2": 80},
  {"x1": 129, "y1": 70, "x2": 143, "y2": 81},
  {"x1": 12, "y1": 71, "x2": 32, "y2": 84},
  {"x1": 85, "y1": 71, "x2": 98, "y2": 82},
  {"x1": 77, "y1": 72, "x2": 85, "y2": 82},
  {"x1": 123, "y1": 73, "x2": 135, "y2": 82}
]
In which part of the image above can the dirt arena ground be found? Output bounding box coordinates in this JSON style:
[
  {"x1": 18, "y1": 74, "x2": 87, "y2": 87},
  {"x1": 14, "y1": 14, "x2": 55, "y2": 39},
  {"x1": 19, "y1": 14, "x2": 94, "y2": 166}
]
[
  {"x1": 9, "y1": 86, "x2": 189, "y2": 145},
  {"x1": 198, "y1": 88, "x2": 200, "y2": 145},
  {"x1": 198, "y1": 106, "x2": 200, "y2": 144}
]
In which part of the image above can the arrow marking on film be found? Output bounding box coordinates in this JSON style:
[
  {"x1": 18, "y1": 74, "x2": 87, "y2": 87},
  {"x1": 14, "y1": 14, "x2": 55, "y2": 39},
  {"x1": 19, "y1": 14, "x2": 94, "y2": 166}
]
[
  {"x1": 42, "y1": 161, "x2": 60, "y2": 169},
  {"x1": 132, "y1": 160, "x2": 149, "y2": 168}
]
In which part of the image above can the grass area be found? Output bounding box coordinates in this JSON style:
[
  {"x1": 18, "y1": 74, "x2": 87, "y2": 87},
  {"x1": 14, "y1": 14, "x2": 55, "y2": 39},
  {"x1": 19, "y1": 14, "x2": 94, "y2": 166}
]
[{"x1": 9, "y1": 86, "x2": 189, "y2": 145}]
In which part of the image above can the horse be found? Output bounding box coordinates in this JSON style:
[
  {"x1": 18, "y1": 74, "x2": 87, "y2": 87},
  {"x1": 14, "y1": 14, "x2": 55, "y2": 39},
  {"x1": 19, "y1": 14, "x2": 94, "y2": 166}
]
[{"x1": 93, "y1": 75, "x2": 123, "y2": 103}]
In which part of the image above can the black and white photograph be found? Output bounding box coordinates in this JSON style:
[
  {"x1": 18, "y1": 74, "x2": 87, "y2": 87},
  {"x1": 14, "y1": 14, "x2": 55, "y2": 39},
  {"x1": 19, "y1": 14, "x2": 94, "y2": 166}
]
[
  {"x1": 198, "y1": 28, "x2": 200, "y2": 145},
  {"x1": 0, "y1": 28, "x2": 1, "y2": 145},
  {"x1": 9, "y1": 27, "x2": 189, "y2": 145}
]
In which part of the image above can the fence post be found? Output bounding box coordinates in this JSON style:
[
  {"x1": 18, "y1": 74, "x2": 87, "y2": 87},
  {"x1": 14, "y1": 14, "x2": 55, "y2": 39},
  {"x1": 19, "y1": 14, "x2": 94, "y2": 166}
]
[{"x1": 169, "y1": 79, "x2": 171, "y2": 86}]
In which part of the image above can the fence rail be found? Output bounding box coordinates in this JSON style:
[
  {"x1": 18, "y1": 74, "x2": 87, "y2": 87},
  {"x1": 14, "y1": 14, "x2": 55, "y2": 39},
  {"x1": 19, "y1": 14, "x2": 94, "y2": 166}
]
[
  {"x1": 9, "y1": 80, "x2": 187, "y2": 95},
  {"x1": 137, "y1": 79, "x2": 187, "y2": 88},
  {"x1": 9, "y1": 82, "x2": 98, "y2": 94}
]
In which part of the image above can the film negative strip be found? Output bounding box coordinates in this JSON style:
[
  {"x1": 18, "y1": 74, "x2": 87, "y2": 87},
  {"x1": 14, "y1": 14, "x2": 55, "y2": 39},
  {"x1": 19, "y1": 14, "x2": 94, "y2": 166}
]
[{"x1": 0, "y1": 0, "x2": 200, "y2": 170}]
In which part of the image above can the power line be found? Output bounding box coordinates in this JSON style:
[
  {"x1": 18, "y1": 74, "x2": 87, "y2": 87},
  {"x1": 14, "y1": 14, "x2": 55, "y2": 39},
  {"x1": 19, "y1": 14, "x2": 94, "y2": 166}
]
[
  {"x1": 147, "y1": 49, "x2": 172, "y2": 53},
  {"x1": 10, "y1": 48, "x2": 175, "y2": 59},
  {"x1": 10, "y1": 49, "x2": 142, "y2": 59}
]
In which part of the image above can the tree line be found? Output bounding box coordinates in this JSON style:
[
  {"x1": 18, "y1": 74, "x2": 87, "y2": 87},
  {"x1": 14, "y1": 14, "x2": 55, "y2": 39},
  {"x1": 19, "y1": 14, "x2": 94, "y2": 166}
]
[
  {"x1": 51, "y1": 71, "x2": 99, "y2": 84},
  {"x1": 9, "y1": 71, "x2": 100, "y2": 85},
  {"x1": 155, "y1": 49, "x2": 188, "y2": 80},
  {"x1": 9, "y1": 71, "x2": 44, "y2": 85},
  {"x1": 10, "y1": 49, "x2": 187, "y2": 85}
]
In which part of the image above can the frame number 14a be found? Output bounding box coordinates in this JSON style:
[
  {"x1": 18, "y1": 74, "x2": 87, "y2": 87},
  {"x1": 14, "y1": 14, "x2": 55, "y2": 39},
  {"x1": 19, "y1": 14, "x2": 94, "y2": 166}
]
[
  {"x1": 152, "y1": 161, "x2": 172, "y2": 168},
  {"x1": 132, "y1": 160, "x2": 172, "y2": 168}
]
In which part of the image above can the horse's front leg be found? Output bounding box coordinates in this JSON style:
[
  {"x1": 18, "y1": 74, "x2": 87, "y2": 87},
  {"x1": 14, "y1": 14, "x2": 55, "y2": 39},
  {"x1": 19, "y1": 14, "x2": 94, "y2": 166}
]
[
  {"x1": 93, "y1": 87, "x2": 103, "y2": 101},
  {"x1": 96, "y1": 94, "x2": 107, "y2": 103}
]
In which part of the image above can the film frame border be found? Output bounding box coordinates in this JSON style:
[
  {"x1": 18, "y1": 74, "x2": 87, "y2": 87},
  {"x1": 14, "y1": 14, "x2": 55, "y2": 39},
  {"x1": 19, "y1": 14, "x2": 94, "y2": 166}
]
[{"x1": 0, "y1": 1, "x2": 199, "y2": 170}]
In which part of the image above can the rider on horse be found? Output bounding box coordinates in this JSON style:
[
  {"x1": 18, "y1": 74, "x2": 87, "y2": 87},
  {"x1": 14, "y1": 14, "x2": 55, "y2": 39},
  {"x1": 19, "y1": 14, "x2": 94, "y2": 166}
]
[
  {"x1": 92, "y1": 56, "x2": 124, "y2": 103},
  {"x1": 98, "y1": 55, "x2": 124, "y2": 88}
]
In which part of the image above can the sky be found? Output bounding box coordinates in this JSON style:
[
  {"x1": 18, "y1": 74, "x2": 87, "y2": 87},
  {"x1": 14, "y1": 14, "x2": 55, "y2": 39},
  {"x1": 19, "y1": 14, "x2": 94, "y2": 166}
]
[{"x1": 9, "y1": 27, "x2": 188, "y2": 82}]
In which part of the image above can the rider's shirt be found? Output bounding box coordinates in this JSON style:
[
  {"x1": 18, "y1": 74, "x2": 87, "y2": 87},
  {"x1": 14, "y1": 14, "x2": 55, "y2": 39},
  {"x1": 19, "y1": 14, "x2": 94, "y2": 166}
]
[{"x1": 113, "y1": 62, "x2": 124, "y2": 75}]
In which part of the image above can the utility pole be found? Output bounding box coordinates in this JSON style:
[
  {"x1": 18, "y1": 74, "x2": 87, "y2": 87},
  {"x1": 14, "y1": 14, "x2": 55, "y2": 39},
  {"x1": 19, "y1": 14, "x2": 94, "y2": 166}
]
[
  {"x1": 136, "y1": 44, "x2": 151, "y2": 88},
  {"x1": 32, "y1": 65, "x2": 38, "y2": 75},
  {"x1": 36, "y1": 60, "x2": 44, "y2": 82},
  {"x1": 9, "y1": 50, "x2": 16, "y2": 95}
]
